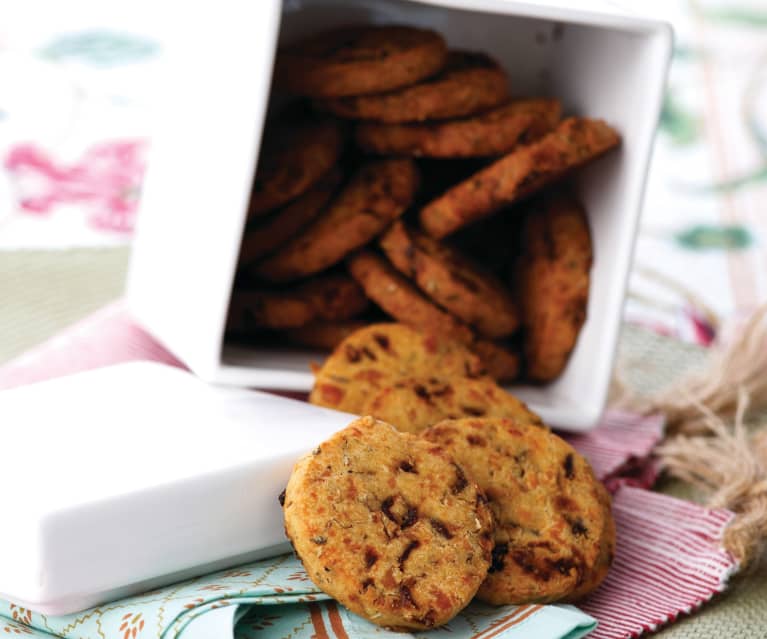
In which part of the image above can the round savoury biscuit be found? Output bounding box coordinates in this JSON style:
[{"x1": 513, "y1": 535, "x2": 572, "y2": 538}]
[
  {"x1": 347, "y1": 250, "x2": 520, "y2": 382},
  {"x1": 356, "y1": 98, "x2": 561, "y2": 158},
  {"x1": 318, "y1": 50, "x2": 509, "y2": 123},
  {"x1": 380, "y1": 221, "x2": 520, "y2": 338},
  {"x1": 249, "y1": 116, "x2": 344, "y2": 216},
  {"x1": 283, "y1": 416, "x2": 494, "y2": 631},
  {"x1": 421, "y1": 417, "x2": 614, "y2": 604},
  {"x1": 361, "y1": 376, "x2": 544, "y2": 434},
  {"x1": 309, "y1": 322, "x2": 485, "y2": 414},
  {"x1": 276, "y1": 25, "x2": 448, "y2": 98},
  {"x1": 281, "y1": 320, "x2": 369, "y2": 351},
  {"x1": 240, "y1": 168, "x2": 343, "y2": 263},
  {"x1": 227, "y1": 273, "x2": 368, "y2": 332},
  {"x1": 516, "y1": 191, "x2": 592, "y2": 382},
  {"x1": 254, "y1": 159, "x2": 419, "y2": 283},
  {"x1": 419, "y1": 117, "x2": 619, "y2": 238}
]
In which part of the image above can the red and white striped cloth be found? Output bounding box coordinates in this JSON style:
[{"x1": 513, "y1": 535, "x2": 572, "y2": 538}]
[{"x1": 0, "y1": 301, "x2": 739, "y2": 638}]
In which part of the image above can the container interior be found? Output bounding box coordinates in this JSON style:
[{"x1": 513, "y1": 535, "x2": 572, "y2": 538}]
[{"x1": 218, "y1": 0, "x2": 667, "y2": 428}]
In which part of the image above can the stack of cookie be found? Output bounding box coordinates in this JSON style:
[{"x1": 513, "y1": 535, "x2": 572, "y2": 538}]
[
  {"x1": 228, "y1": 24, "x2": 620, "y2": 383},
  {"x1": 282, "y1": 414, "x2": 614, "y2": 631}
]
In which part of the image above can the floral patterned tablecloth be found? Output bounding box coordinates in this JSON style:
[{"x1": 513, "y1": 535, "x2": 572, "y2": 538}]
[{"x1": 2, "y1": 1, "x2": 766, "y2": 341}]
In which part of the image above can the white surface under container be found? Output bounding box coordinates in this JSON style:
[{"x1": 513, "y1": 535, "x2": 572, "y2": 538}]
[
  {"x1": 127, "y1": 0, "x2": 672, "y2": 430},
  {"x1": 0, "y1": 362, "x2": 353, "y2": 615}
]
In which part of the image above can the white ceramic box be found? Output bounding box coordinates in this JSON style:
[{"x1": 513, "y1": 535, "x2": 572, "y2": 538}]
[{"x1": 127, "y1": 0, "x2": 672, "y2": 431}]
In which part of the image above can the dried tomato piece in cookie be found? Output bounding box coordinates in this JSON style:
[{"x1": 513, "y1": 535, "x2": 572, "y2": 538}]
[
  {"x1": 283, "y1": 416, "x2": 493, "y2": 630},
  {"x1": 422, "y1": 417, "x2": 613, "y2": 604}
]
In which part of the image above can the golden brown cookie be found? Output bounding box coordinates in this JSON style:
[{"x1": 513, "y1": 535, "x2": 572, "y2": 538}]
[
  {"x1": 309, "y1": 322, "x2": 485, "y2": 414},
  {"x1": 361, "y1": 377, "x2": 543, "y2": 434},
  {"x1": 283, "y1": 416, "x2": 493, "y2": 631},
  {"x1": 275, "y1": 25, "x2": 448, "y2": 98},
  {"x1": 470, "y1": 340, "x2": 521, "y2": 383},
  {"x1": 356, "y1": 98, "x2": 561, "y2": 158},
  {"x1": 254, "y1": 159, "x2": 419, "y2": 282},
  {"x1": 562, "y1": 481, "x2": 615, "y2": 602},
  {"x1": 347, "y1": 250, "x2": 519, "y2": 382},
  {"x1": 516, "y1": 192, "x2": 592, "y2": 381},
  {"x1": 421, "y1": 417, "x2": 614, "y2": 604},
  {"x1": 347, "y1": 250, "x2": 474, "y2": 344},
  {"x1": 227, "y1": 273, "x2": 368, "y2": 331},
  {"x1": 240, "y1": 168, "x2": 343, "y2": 263},
  {"x1": 419, "y1": 117, "x2": 620, "y2": 238},
  {"x1": 249, "y1": 116, "x2": 344, "y2": 216},
  {"x1": 380, "y1": 221, "x2": 520, "y2": 338},
  {"x1": 281, "y1": 320, "x2": 368, "y2": 351},
  {"x1": 317, "y1": 50, "x2": 509, "y2": 123}
]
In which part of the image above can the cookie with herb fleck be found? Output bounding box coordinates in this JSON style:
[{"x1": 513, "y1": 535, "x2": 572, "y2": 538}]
[
  {"x1": 309, "y1": 322, "x2": 485, "y2": 413},
  {"x1": 227, "y1": 273, "x2": 368, "y2": 331},
  {"x1": 281, "y1": 320, "x2": 369, "y2": 351},
  {"x1": 356, "y1": 98, "x2": 561, "y2": 158},
  {"x1": 276, "y1": 25, "x2": 448, "y2": 98},
  {"x1": 283, "y1": 416, "x2": 493, "y2": 631},
  {"x1": 347, "y1": 251, "x2": 520, "y2": 381},
  {"x1": 361, "y1": 377, "x2": 544, "y2": 434},
  {"x1": 254, "y1": 158, "x2": 419, "y2": 282},
  {"x1": 419, "y1": 117, "x2": 620, "y2": 238},
  {"x1": 347, "y1": 250, "x2": 474, "y2": 342},
  {"x1": 421, "y1": 417, "x2": 613, "y2": 604},
  {"x1": 317, "y1": 50, "x2": 509, "y2": 123},
  {"x1": 380, "y1": 221, "x2": 520, "y2": 338},
  {"x1": 240, "y1": 168, "x2": 343, "y2": 263},
  {"x1": 516, "y1": 192, "x2": 592, "y2": 381},
  {"x1": 249, "y1": 116, "x2": 344, "y2": 216}
]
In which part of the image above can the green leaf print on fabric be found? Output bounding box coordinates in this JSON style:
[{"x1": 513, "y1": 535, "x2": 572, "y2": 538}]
[
  {"x1": 659, "y1": 91, "x2": 700, "y2": 146},
  {"x1": 675, "y1": 224, "x2": 754, "y2": 251},
  {"x1": 703, "y1": 7, "x2": 767, "y2": 27},
  {"x1": 672, "y1": 44, "x2": 707, "y2": 61},
  {"x1": 40, "y1": 31, "x2": 158, "y2": 66},
  {"x1": 683, "y1": 165, "x2": 767, "y2": 194}
]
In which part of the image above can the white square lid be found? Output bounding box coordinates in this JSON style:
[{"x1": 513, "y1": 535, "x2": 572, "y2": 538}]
[{"x1": 0, "y1": 362, "x2": 352, "y2": 614}]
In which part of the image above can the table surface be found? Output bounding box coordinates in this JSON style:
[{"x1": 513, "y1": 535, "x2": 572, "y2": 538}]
[{"x1": 1, "y1": 246, "x2": 764, "y2": 638}]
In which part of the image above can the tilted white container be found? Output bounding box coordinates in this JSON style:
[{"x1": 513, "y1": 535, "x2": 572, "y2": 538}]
[{"x1": 127, "y1": 0, "x2": 672, "y2": 431}]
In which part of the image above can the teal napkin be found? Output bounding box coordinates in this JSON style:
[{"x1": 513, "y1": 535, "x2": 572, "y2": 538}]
[{"x1": 0, "y1": 554, "x2": 596, "y2": 639}]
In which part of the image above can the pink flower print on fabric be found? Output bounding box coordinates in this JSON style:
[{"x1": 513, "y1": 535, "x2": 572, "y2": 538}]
[{"x1": 4, "y1": 140, "x2": 147, "y2": 234}]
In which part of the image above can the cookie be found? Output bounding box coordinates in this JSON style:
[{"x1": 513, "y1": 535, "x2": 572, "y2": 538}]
[
  {"x1": 380, "y1": 221, "x2": 520, "y2": 338},
  {"x1": 275, "y1": 25, "x2": 448, "y2": 98},
  {"x1": 421, "y1": 417, "x2": 614, "y2": 604},
  {"x1": 281, "y1": 320, "x2": 369, "y2": 351},
  {"x1": 254, "y1": 159, "x2": 419, "y2": 282},
  {"x1": 356, "y1": 98, "x2": 561, "y2": 158},
  {"x1": 317, "y1": 50, "x2": 509, "y2": 123},
  {"x1": 361, "y1": 377, "x2": 544, "y2": 434},
  {"x1": 309, "y1": 322, "x2": 485, "y2": 414},
  {"x1": 249, "y1": 116, "x2": 344, "y2": 216},
  {"x1": 516, "y1": 192, "x2": 592, "y2": 381},
  {"x1": 347, "y1": 250, "x2": 519, "y2": 381},
  {"x1": 347, "y1": 250, "x2": 474, "y2": 344},
  {"x1": 283, "y1": 416, "x2": 494, "y2": 630},
  {"x1": 470, "y1": 339, "x2": 520, "y2": 383},
  {"x1": 563, "y1": 481, "x2": 615, "y2": 602},
  {"x1": 419, "y1": 117, "x2": 620, "y2": 238},
  {"x1": 227, "y1": 273, "x2": 368, "y2": 331},
  {"x1": 240, "y1": 168, "x2": 343, "y2": 263}
]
